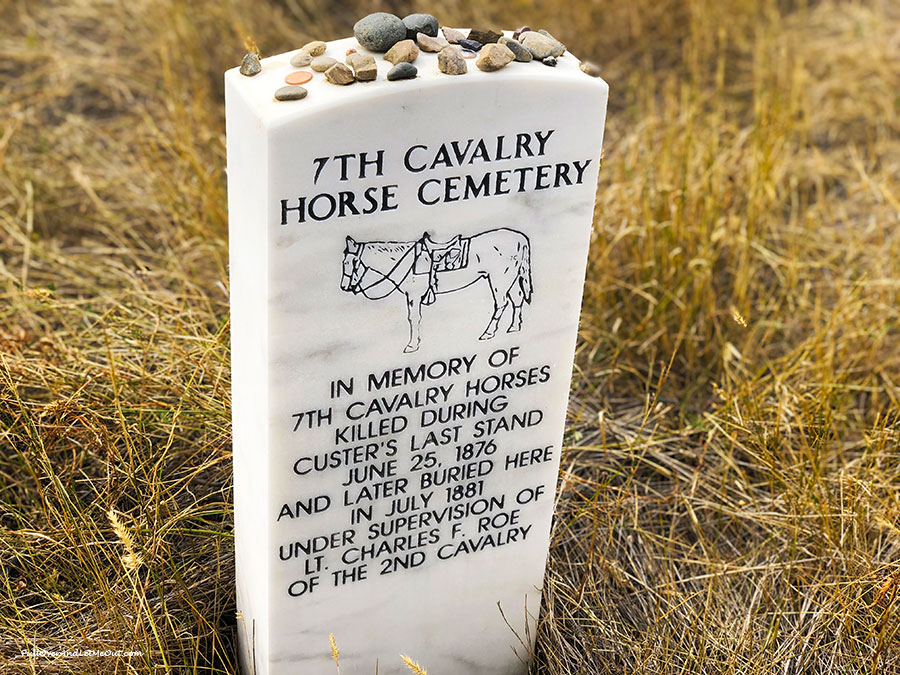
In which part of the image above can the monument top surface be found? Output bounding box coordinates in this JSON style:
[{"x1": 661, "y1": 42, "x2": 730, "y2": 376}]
[{"x1": 225, "y1": 32, "x2": 608, "y2": 126}]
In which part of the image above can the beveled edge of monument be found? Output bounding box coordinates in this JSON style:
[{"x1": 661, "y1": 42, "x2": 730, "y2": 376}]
[{"x1": 225, "y1": 32, "x2": 609, "y2": 128}]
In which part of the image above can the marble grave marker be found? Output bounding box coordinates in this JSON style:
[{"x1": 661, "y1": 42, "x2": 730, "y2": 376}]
[{"x1": 226, "y1": 28, "x2": 608, "y2": 675}]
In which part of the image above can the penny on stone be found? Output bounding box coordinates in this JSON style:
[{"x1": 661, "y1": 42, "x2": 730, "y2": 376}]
[{"x1": 284, "y1": 70, "x2": 313, "y2": 85}]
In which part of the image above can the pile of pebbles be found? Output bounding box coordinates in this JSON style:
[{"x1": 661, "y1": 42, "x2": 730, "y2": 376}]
[{"x1": 237, "y1": 12, "x2": 603, "y2": 102}]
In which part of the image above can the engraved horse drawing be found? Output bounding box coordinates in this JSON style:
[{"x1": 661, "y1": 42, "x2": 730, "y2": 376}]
[{"x1": 340, "y1": 228, "x2": 533, "y2": 353}]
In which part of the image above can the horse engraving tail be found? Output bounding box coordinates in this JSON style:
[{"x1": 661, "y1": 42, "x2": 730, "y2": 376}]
[{"x1": 519, "y1": 238, "x2": 533, "y2": 304}]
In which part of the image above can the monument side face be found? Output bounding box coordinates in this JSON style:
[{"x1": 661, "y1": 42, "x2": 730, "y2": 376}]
[
  {"x1": 225, "y1": 78, "x2": 271, "y2": 675},
  {"x1": 226, "y1": 36, "x2": 608, "y2": 675}
]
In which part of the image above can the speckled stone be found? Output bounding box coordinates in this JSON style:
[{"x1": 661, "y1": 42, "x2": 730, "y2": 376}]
[
  {"x1": 512, "y1": 25, "x2": 531, "y2": 41},
  {"x1": 386, "y1": 62, "x2": 417, "y2": 81},
  {"x1": 417, "y1": 32, "x2": 449, "y2": 53},
  {"x1": 441, "y1": 27, "x2": 466, "y2": 44},
  {"x1": 239, "y1": 52, "x2": 261, "y2": 76},
  {"x1": 498, "y1": 36, "x2": 532, "y2": 62},
  {"x1": 519, "y1": 31, "x2": 556, "y2": 59},
  {"x1": 353, "y1": 12, "x2": 407, "y2": 53},
  {"x1": 458, "y1": 38, "x2": 483, "y2": 52},
  {"x1": 274, "y1": 85, "x2": 307, "y2": 101},
  {"x1": 580, "y1": 60, "x2": 602, "y2": 77},
  {"x1": 347, "y1": 52, "x2": 377, "y2": 81},
  {"x1": 476, "y1": 43, "x2": 515, "y2": 72},
  {"x1": 437, "y1": 45, "x2": 467, "y2": 75},
  {"x1": 290, "y1": 50, "x2": 312, "y2": 67},
  {"x1": 402, "y1": 13, "x2": 438, "y2": 39},
  {"x1": 311, "y1": 55, "x2": 337, "y2": 72},
  {"x1": 467, "y1": 29, "x2": 502, "y2": 44},
  {"x1": 324, "y1": 62, "x2": 355, "y2": 85},
  {"x1": 542, "y1": 55, "x2": 558, "y2": 67},
  {"x1": 384, "y1": 39, "x2": 419, "y2": 65},
  {"x1": 537, "y1": 29, "x2": 566, "y2": 56},
  {"x1": 301, "y1": 40, "x2": 327, "y2": 57}
]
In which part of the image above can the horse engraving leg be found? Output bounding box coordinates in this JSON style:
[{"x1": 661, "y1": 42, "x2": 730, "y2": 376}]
[
  {"x1": 404, "y1": 294, "x2": 422, "y2": 353},
  {"x1": 507, "y1": 280, "x2": 526, "y2": 333},
  {"x1": 479, "y1": 280, "x2": 509, "y2": 341},
  {"x1": 508, "y1": 303, "x2": 522, "y2": 333}
]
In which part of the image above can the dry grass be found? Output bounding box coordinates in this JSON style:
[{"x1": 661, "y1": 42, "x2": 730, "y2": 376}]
[{"x1": 2, "y1": 0, "x2": 900, "y2": 673}]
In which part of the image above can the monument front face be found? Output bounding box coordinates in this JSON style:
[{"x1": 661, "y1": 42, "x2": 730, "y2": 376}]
[{"x1": 226, "y1": 35, "x2": 608, "y2": 675}]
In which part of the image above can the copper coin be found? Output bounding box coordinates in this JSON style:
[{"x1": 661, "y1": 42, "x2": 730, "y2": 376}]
[{"x1": 284, "y1": 70, "x2": 313, "y2": 85}]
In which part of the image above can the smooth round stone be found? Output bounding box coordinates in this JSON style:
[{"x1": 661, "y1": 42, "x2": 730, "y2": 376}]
[
  {"x1": 458, "y1": 39, "x2": 482, "y2": 52},
  {"x1": 538, "y1": 29, "x2": 566, "y2": 56},
  {"x1": 284, "y1": 70, "x2": 313, "y2": 85},
  {"x1": 239, "y1": 52, "x2": 261, "y2": 76},
  {"x1": 387, "y1": 62, "x2": 417, "y2": 81},
  {"x1": 274, "y1": 85, "x2": 307, "y2": 101},
  {"x1": 519, "y1": 31, "x2": 556, "y2": 59},
  {"x1": 354, "y1": 12, "x2": 407, "y2": 52},
  {"x1": 476, "y1": 43, "x2": 515, "y2": 72},
  {"x1": 301, "y1": 40, "x2": 327, "y2": 57},
  {"x1": 498, "y1": 36, "x2": 532, "y2": 62},
  {"x1": 311, "y1": 55, "x2": 337, "y2": 72},
  {"x1": 290, "y1": 51, "x2": 312, "y2": 67},
  {"x1": 402, "y1": 13, "x2": 438, "y2": 39}
]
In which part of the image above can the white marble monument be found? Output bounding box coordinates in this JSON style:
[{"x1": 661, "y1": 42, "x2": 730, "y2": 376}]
[{"x1": 226, "y1": 24, "x2": 608, "y2": 675}]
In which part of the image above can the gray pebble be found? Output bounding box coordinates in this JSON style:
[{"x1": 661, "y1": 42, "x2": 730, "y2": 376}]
[
  {"x1": 301, "y1": 40, "x2": 327, "y2": 57},
  {"x1": 311, "y1": 55, "x2": 337, "y2": 72},
  {"x1": 458, "y1": 39, "x2": 482, "y2": 52},
  {"x1": 274, "y1": 85, "x2": 307, "y2": 101},
  {"x1": 354, "y1": 12, "x2": 407, "y2": 53},
  {"x1": 290, "y1": 50, "x2": 312, "y2": 67},
  {"x1": 537, "y1": 29, "x2": 566, "y2": 56},
  {"x1": 519, "y1": 31, "x2": 556, "y2": 59},
  {"x1": 240, "y1": 52, "x2": 261, "y2": 76},
  {"x1": 498, "y1": 36, "x2": 532, "y2": 62},
  {"x1": 442, "y1": 27, "x2": 466, "y2": 44},
  {"x1": 542, "y1": 55, "x2": 558, "y2": 67},
  {"x1": 402, "y1": 13, "x2": 438, "y2": 39},
  {"x1": 387, "y1": 62, "x2": 417, "y2": 81}
]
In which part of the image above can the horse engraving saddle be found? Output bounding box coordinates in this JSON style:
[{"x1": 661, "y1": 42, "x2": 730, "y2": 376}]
[{"x1": 412, "y1": 233, "x2": 472, "y2": 304}]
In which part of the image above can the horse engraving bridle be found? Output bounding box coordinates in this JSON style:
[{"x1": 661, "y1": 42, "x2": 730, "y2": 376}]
[{"x1": 343, "y1": 240, "x2": 422, "y2": 300}]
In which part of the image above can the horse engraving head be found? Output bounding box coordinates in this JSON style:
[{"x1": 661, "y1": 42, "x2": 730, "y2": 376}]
[{"x1": 340, "y1": 236, "x2": 363, "y2": 293}]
